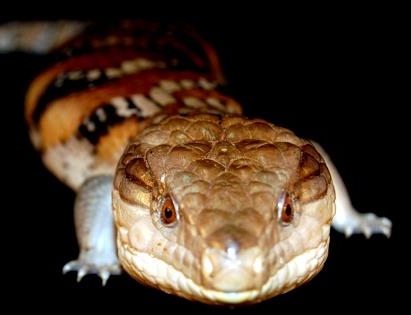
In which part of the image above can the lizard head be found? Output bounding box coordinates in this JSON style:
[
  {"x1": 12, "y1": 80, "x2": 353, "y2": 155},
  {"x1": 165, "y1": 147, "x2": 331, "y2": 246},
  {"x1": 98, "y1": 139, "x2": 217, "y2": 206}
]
[{"x1": 113, "y1": 113, "x2": 335, "y2": 304}]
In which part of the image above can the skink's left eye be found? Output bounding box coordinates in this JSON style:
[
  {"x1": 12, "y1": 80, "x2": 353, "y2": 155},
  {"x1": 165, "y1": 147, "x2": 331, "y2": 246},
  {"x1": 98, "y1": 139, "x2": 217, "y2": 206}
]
[
  {"x1": 160, "y1": 195, "x2": 179, "y2": 226},
  {"x1": 278, "y1": 192, "x2": 295, "y2": 224}
]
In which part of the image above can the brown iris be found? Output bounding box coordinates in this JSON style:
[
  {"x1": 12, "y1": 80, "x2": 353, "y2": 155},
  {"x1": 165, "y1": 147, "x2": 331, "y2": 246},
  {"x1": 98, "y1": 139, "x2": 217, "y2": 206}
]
[
  {"x1": 279, "y1": 193, "x2": 294, "y2": 224},
  {"x1": 160, "y1": 196, "x2": 178, "y2": 226}
]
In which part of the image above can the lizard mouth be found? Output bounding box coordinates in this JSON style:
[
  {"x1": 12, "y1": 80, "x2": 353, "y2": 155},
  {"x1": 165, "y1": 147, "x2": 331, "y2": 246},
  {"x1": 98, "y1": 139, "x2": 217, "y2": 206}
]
[{"x1": 118, "y1": 237, "x2": 330, "y2": 305}]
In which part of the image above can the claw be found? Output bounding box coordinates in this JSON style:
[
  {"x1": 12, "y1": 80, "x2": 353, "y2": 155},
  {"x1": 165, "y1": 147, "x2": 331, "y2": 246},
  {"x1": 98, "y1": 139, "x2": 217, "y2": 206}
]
[
  {"x1": 62, "y1": 258, "x2": 121, "y2": 285},
  {"x1": 380, "y1": 217, "x2": 392, "y2": 238},
  {"x1": 77, "y1": 267, "x2": 87, "y2": 283},
  {"x1": 382, "y1": 226, "x2": 391, "y2": 238},
  {"x1": 344, "y1": 227, "x2": 353, "y2": 238},
  {"x1": 99, "y1": 269, "x2": 110, "y2": 286},
  {"x1": 362, "y1": 226, "x2": 372, "y2": 239},
  {"x1": 62, "y1": 262, "x2": 71, "y2": 274},
  {"x1": 63, "y1": 260, "x2": 79, "y2": 274},
  {"x1": 339, "y1": 211, "x2": 392, "y2": 239}
]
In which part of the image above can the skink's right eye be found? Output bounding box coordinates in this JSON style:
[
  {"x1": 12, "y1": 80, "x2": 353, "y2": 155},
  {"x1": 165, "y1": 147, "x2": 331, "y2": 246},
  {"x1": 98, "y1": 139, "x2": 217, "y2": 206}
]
[{"x1": 277, "y1": 192, "x2": 295, "y2": 225}]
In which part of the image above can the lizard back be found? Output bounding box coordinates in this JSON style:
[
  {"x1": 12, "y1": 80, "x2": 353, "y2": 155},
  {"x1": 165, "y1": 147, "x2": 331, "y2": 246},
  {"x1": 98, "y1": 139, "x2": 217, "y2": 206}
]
[{"x1": 25, "y1": 20, "x2": 239, "y2": 190}]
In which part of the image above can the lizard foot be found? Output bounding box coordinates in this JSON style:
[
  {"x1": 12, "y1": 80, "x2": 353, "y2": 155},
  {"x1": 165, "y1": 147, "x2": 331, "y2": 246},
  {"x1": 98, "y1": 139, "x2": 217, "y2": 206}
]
[
  {"x1": 342, "y1": 212, "x2": 392, "y2": 238},
  {"x1": 63, "y1": 256, "x2": 121, "y2": 286}
]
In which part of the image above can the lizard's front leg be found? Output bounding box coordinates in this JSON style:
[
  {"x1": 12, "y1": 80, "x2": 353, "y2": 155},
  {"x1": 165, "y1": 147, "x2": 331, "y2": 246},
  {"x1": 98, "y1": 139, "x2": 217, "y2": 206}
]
[
  {"x1": 313, "y1": 142, "x2": 392, "y2": 238},
  {"x1": 63, "y1": 175, "x2": 121, "y2": 285}
]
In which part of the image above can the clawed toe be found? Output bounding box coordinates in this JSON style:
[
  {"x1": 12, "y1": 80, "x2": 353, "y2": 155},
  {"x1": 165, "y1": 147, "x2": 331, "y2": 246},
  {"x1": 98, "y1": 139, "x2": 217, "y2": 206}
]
[
  {"x1": 343, "y1": 212, "x2": 392, "y2": 238},
  {"x1": 63, "y1": 259, "x2": 121, "y2": 285}
]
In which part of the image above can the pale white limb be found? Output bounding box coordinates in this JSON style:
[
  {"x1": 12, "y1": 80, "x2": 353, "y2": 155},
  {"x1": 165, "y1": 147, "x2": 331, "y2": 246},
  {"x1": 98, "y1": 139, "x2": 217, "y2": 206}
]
[
  {"x1": 63, "y1": 175, "x2": 121, "y2": 285},
  {"x1": 312, "y1": 141, "x2": 392, "y2": 238}
]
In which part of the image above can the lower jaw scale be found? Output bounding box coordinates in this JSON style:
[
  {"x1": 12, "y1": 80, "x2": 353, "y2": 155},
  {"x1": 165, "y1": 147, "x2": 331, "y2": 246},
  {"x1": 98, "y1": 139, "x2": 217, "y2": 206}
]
[{"x1": 119, "y1": 239, "x2": 328, "y2": 304}]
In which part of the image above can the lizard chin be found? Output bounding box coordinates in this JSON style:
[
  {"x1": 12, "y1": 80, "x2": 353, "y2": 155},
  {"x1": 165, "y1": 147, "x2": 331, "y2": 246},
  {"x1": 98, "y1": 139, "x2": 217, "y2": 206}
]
[{"x1": 117, "y1": 236, "x2": 330, "y2": 305}]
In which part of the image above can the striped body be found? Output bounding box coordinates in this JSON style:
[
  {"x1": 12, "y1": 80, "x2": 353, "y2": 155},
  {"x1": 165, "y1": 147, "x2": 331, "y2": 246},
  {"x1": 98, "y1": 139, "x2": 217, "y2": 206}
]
[{"x1": 25, "y1": 20, "x2": 239, "y2": 190}]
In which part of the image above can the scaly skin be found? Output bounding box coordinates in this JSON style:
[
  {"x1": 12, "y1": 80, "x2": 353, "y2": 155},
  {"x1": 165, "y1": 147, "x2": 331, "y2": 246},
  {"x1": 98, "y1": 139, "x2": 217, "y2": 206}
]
[
  {"x1": 113, "y1": 113, "x2": 335, "y2": 304},
  {"x1": 1, "y1": 19, "x2": 390, "y2": 305}
]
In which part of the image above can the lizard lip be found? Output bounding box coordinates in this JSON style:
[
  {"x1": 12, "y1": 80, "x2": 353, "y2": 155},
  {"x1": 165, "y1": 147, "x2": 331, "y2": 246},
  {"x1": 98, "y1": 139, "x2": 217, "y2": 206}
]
[
  {"x1": 201, "y1": 247, "x2": 265, "y2": 292},
  {"x1": 207, "y1": 267, "x2": 256, "y2": 292}
]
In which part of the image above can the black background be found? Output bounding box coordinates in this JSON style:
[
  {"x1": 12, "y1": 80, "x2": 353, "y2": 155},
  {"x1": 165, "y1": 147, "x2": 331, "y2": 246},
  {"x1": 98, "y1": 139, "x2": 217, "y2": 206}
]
[{"x1": 1, "y1": 6, "x2": 405, "y2": 313}]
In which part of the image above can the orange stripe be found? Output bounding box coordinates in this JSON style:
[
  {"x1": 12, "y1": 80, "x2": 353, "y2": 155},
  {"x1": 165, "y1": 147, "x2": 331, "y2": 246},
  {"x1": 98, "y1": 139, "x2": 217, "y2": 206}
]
[
  {"x1": 95, "y1": 116, "x2": 146, "y2": 164},
  {"x1": 25, "y1": 49, "x2": 160, "y2": 124},
  {"x1": 38, "y1": 70, "x2": 210, "y2": 149}
]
